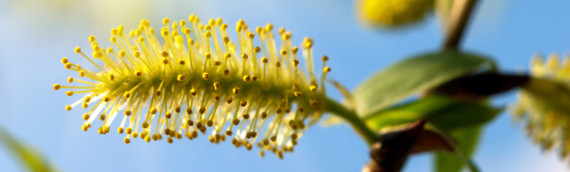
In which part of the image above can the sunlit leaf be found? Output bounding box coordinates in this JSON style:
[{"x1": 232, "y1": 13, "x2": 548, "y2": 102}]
[
  {"x1": 364, "y1": 95, "x2": 500, "y2": 131},
  {"x1": 353, "y1": 51, "x2": 495, "y2": 117},
  {"x1": 435, "y1": 126, "x2": 482, "y2": 172},
  {"x1": 0, "y1": 126, "x2": 57, "y2": 172}
]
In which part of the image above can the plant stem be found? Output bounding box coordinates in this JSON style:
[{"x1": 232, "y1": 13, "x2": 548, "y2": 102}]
[
  {"x1": 443, "y1": 0, "x2": 479, "y2": 50},
  {"x1": 324, "y1": 97, "x2": 377, "y2": 145}
]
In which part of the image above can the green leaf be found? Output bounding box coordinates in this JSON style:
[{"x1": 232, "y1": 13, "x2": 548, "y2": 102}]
[
  {"x1": 364, "y1": 95, "x2": 501, "y2": 132},
  {"x1": 435, "y1": 126, "x2": 482, "y2": 172},
  {"x1": 353, "y1": 51, "x2": 495, "y2": 117},
  {"x1": 0, "y1": 126, "x2": 58, "y2": 172}
]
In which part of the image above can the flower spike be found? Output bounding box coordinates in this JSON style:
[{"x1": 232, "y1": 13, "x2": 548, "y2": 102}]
[{"x1": 54, "y1": 15, "x2": 331, "y2": 158}]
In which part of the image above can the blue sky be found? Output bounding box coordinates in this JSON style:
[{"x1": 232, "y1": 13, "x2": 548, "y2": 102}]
[{"x1": 0, "y1": 0, "x2": 569, "y2": 171}]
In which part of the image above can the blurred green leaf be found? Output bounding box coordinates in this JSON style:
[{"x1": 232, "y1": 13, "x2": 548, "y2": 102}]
[
  {"x1": 435, "y1": 126, "x2": 482, "y2": 172},
  {"x1": 365, "y1": 95, "x2": 501, "y2": 132},
  {"x1": 0, "y1": 127, "x2": 57, "y2": 172},
  {"x1": 353, "y1": 51, "x2": 495, "y2": 117}
]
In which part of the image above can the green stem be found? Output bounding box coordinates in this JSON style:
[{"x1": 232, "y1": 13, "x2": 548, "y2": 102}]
[{"x1": 324, "y1": 97, "x2": 377, "y2": 145}]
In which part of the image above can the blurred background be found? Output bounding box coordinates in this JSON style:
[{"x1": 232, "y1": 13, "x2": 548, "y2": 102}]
[{"x1": 0, "y1": 0, "x2": 569, "y2": 171}]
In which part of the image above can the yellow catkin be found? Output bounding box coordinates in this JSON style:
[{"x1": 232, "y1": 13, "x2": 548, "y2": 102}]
[
  {"x1": 54, "y1": 15, "x2": 331, "y2": 158},
  {"x1": 357, "y1": 0, "x2": 434, "y2": 27},
  {"x1": 512, "y1": 53, "x2": 570, "y2": 159}
]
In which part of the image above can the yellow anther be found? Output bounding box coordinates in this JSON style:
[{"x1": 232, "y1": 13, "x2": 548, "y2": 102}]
[
  {"x1": 78, "y1": 70, "x2": 85, "y2": 77},
  {"x1": 92, "y1": 51, "x2": 102, "y2": 58},
  {"x1": 186, "y1": 108, "x2": 193, "y2": 115},
  {"x1": 280, "y1": 49, "x2": 287, "y2": 56},
  {"x1": 241, "y1": 53, "x2": 248, "y2": 60},
  {"x1": 111, "y1": 28, "x2": 118, "y2": 35},
  {"x1": 84, "y1": 96, "x2": 92, "y2": 103},
  {"x1": 118, "y1": 127, "x2": 124, "y2": 134},
  {"x1": 303, "y1": 37, "x2": 313, "y2": 49},
  {"x1": 133, "y1": 51, "x2": 141, "y2": 57},
  {"x1": 199, "y1": 106, "x2": 206, "y2": 114},
  {"x1": 202, "y1": 72, "x2": 209, "y2": 80},
  {"x1": 213, "y1": 82, "x2": 220, "y2": 90},
  {"x1": 275, "y1": 61, "x2": 281, "y2": 68},
  {"x1": 81, "y1": 124, "x2": 89, "y2": 131},
  {"x1": 155, "y1": 90, "x2": 162, "y2": 97},
  {"x1": 119, "y1": 50, "x2": 126, "y2": 57},
  {"x1": 103, "y1": 96, "x2": 111, "y2": 102},
  {"x1": 205, "y1": 53, "x2": 212, "y2": 59},
  {"x1": 255, "y1": 27, "x2": 262, "y2": 33},
  {"x1": 142, "y1": 122, "x2": 149, "y2": 128},
  {"x1": 135, "y1": 71, "x2": 142, "y2": 77},
  {"x1": 322, "y1": 55, "x2": 329, "y2": 61},
  {"x1": 293, "y1": 59, "x2": 300, "y2": 66},
  {"x1": 124, "y1": 110, "x2": 132, "y2": 116},
  {"x1": 265, "y1": 23, "x2": 273, "y2": 31},
  {"x1": 161, "y1": 51, "x2": 169, "y2": 57},
  {"x1": 163, "y1": 18, "x2": 170, "y2": 25},
  {"x1": 61, "y1": 57, "x2": 68, "y2": 64},
  {"x1": 232, "y1": 87, "x2": 240, "y2": 94},
  {"x1": 292, "y1": 46, "x2": 299, "y2": 54},
  {"x1": 323, "y1": 66, "x2": 331, "y2": 73},
  {"x1": 138, "y1": 37, "x2": 145, "y2": 43},
  {"x1": 64, "y1": 62, "x2": 73, "y2": 70},
  {"x1": 99, "y1": 114, "x2": 106, "y2": 121},
  {"x1": 205, "y1": 31, "x2": 212, "y2": 38},
  {"x1": 106, "y1": 47, "x2": 114, "y2": 54},
  {"x1": 232, "y1": 119, "x2": 240, "y2": 125},
  {"x1": 177, "y1": 59, "x2": 186, "y2": 65},
  {"x1": 124, "y1": 137, "x2": 131, "y2": 144},
  {"x1": 261, "y1": 57, "x2": 268, "y2": 63},
  {"x1": 162, "y1": 58, "x2": 169, "y2": 64},
  {"x1": 248, "y1": 32, "x2": 255, "y2": 39},
  {"x1": 224, "y1": 52, "x2": 231, "y2": 59},
  {"x1": 177, "y1": 74, "x2": 185, "y2": 81},
  {"x1": 126, "y1": 127, "x2": 132, "y2": 134},
  {"x1": 183, "y1": 28, "x2": 191, "y2": 34},
  {"x1": 123, "y1": 92, "x2": 131, "y2": 98},
  {"x1": 278, "y1": 28, "x2": 285, "y2": 35},
  {"x1": 309, "y1": 85, "x2": 318, "y2": 92},
  {"x1": 214, "y1": 17, "x2": 223, "y2": 25},
  {"x1": 74, "y1": 47, "x2": 81, "y2": 54},
  {"x1": 226, "y1": 97, "x2": 233, "y2": 104},
  {"x1": 240, "y1": 100, "x2": 247, "y2": 107},
  {"x1": 310, "y1": 100, "x2": 318, "y2": 107},
  {"x1": 190, "y1": 89, "x2": 197, "y2": 97},
  {"x1": 150, "y1": 107, "x2": 158, "y2": 114},
  {"x1": 243, "y1": 75, "x2": 251, "y2": 82},
  {"x1": 221, "y1": 24, "x2": 228, "y2": 30},
  {"x1": 82, "y1": 102, "x2": 88, "y2": 109},
  {"x1": 254, "y1": 46, "x2": 261, "y2": 53},
  {"x1": 65, "y1": 91, "x2": 74, "y2": 96},
  {"x1": 108, "y1": 73, "x2": 115, "y2": 81},
  {"x1": 65, "y1": 105, "x2": 72, "y2": 111},
  {"x1": 82, "y1": 113, "x2": 90, "y2": 120},
  {"x1": 53, "y1": 83, "x2": 61, "y2": 90},
  {"x1": 294, "y1": 91, "x2": 302, "y2": 97}
]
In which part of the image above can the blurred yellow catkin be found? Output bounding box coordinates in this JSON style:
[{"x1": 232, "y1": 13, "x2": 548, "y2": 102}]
[
  {"x1": 512, "y1": 53, "x2": 570, "y2": 160},
  {"x1": 54, "y1": 15, "x2": 331, "y2": 159},
  {"x1": 357, "y1": 0, "x2": 434, "y2": 27}
]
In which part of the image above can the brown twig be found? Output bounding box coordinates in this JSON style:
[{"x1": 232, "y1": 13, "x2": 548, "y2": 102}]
[{"x1": 443, "y1": 0, "x2": 479, "y2": 50}]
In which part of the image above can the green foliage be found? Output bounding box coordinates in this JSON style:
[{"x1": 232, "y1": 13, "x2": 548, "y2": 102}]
[
  {"x1": 435, "y1": 126, "x2": 482, "y2": 172},
  {"x1": 353, "y1": 51, "x2": 495, "y2": 117},
  {"x1": 0, "y1": 127, "x2": 57, "y2": 172},
  {"x1": 364, "y1": 95, "x2": 501, "y2": 132}
]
